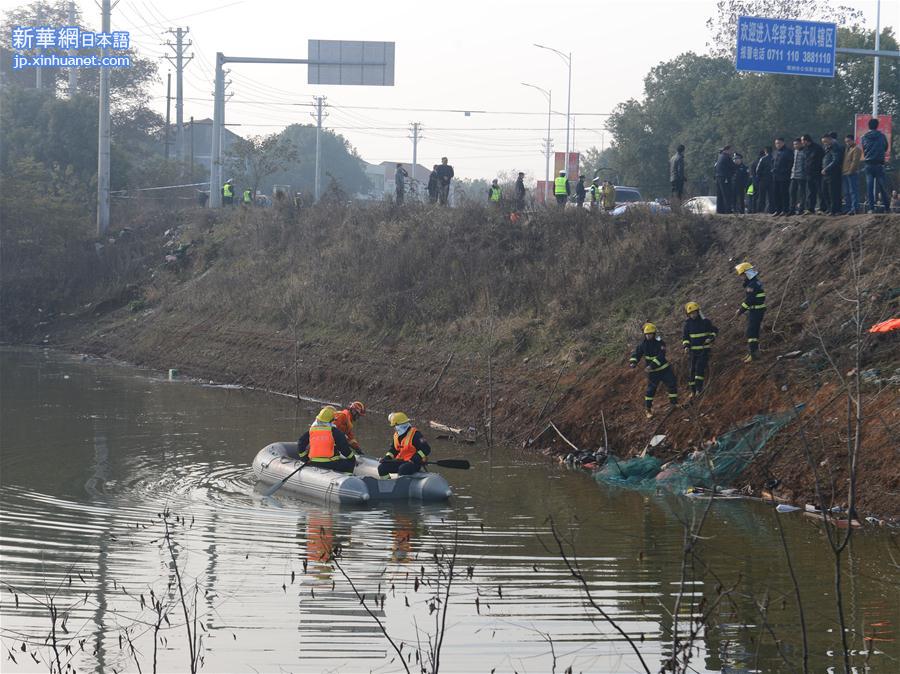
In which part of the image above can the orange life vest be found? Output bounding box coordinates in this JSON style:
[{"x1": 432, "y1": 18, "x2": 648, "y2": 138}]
[
  {"x1": 309, "y1": 424, "x2": 337, "y2": 461},
  {"x1": 393, "y1": 427, "x2": 420, "y2": 462},
  {"x1": 333, "y1": 410, "x2": 354, "y2": 441}
]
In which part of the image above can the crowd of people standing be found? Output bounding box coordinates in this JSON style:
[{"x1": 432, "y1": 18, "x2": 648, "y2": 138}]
[{"x1": 710, "y1": 117, "x2": 892, "y2": 215}]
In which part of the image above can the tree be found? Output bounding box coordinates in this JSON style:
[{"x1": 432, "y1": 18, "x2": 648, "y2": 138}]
[
  {"x1": 601, "y1": 21, "x2": 897, "y2": 199},
  {"x1": 706, "y1": 0, "x2": 862, "y2": 58},
  {"x1": 225, "y1": 133, "x2": 298, "y2": 196},
  {"x1": 261, "y1": 124, "x2": 371, "y2": 197}
]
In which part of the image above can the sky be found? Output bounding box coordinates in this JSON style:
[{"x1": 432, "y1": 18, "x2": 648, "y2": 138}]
[{"x1": 2, "y1": 0, "x2": 891, "y2": 181}]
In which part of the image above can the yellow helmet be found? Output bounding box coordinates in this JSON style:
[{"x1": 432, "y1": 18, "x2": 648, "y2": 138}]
[
  {"x1": 388, "y1": 411, "x2": 410, "y2": 426},
  {"x1": 734, "y1": 262, "x2": 754, "y2": 275},
  {"x1": 316, "y1": 405, "x2": 337, "y2": 423},
  {"x1": 685, "y1": 301, "x2": 700, "y2": 315},
  {"x1": 643, "y1": 323, "x2": 657, "y2": 335}
]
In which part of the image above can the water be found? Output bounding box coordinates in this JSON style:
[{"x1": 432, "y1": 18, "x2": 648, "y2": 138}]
[{"x1": 1, "y1": 347, "x2": 897, "y2": 673}]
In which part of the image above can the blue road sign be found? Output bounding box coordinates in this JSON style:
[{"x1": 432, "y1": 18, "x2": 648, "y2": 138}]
[{"x1": 736, "y1": 16, "x2": 837, "y2": 78}]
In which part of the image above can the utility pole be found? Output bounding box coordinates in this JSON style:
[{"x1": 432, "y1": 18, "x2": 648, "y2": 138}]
[
  {"x1": 67, "y1": 1, "x2": 77, "y2": 95},
  {"x1": 409, "y1": 122, "x2": 421, "y2": 198},
  {"x1": 543, "y1": 136, "x2": 553, "y2": 203},
  {"x1": 312, "y1": 96, "x2": 327, "y2": 202},
  {"x1": 97, "y1": 0, "x2": 112, "y2": 236},
  {"x1": 210, "y1": 52, "x2": 225, "y2": 207},
  {"x1": 189, "y1": 116, "x2": 194, "y2": 183},
  {"x1": 164, "y1": 72, "x2": 172, "y2": 160},
  {"x1": 165, "y1": 27, "x2": 193, "y2": 163},
  {"x1": 873, "y1": 0, "x2": 881, "y2": 116},
  {"x1": 207, "y1": 46, "x2": 394, "y2": 208}
]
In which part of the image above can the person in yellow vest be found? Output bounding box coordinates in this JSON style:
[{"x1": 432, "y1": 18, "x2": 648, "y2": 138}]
[
  {"x1": 296, "y1": 406, "x2": 356, "y2": 473},
  {"x1": 601, "y1": 179, "x2": 616, "y2": 210},
  {"x1": 589, "y1": 177, "x2": 602, "y2": 211},
  {"x1": 488, "y1": 179, "x2": 502, "y2": 205},
  {"x1": 222, "y1": 179, "x2": 234, "y2": 206},
  {"x1": 377, "y1": 412, "x2": 431, "y2": 477},
  {"x1": 554, "y1": 170, "x2": 570, "y2": 207},
  {"x1": 242, "y1": 188, "x2": 253, "y2": 206},
  {"x1": 332, "y1": 401, "x2": 366, "y2": 455}
]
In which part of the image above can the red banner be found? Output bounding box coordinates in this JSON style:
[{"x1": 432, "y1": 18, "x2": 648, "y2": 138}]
[
  {"x1": 553, "y1": 152, "x2": 580, "y2": 177},
  {"x1": 854, "y1": 114, "x2": 892, "y2": 162}
]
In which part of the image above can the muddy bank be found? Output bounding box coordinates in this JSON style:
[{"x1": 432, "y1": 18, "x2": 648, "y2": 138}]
[{"x1": 10, "y1": 205, "x2": 900, "y2": 518}]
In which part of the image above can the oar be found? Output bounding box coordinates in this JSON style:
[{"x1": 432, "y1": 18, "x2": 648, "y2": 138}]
[
  {"x1": 430, "y1": 459, "x2": 470, "y2": 470},
  {"x1": 262, "y1": 464, "x2": 307, "y2": 497}
]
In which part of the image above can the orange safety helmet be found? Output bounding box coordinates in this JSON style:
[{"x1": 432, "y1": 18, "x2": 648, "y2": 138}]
[{"x1": 349, "y1": 401, "x2": 366, "y2": 416}]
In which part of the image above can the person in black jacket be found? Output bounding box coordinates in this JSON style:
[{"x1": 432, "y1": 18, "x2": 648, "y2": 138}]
[
  {"x1": 821, "y1": 134, "x2": 844, "y2": 216},
  {"x1": 734, "y1": 262, "x2": 767, "y2": 363},
  {"x1": 575, "y1": 175, "x2": 587, "y2": 207},
  {"x1": 670, "y1": 144, "x2": 686, "y2": 206},
  {"x1": 770, "y1": 138, "x2": 792, "y2": 215},
  {"x1": 732, "y1": 153, "x2": 750, "y2": 214},
  {"x1": 434, "y1": 157, "x2": 455, "y2": 206},
  {"x1": 754, "y1": 148, "x2": 773, "y2": 214},
  {"x1": 629, "y1": 323, "x2": 678, "y2": 418},
  {"x1": 681, "y1": 302, "x2": 719, "y2": 397},
  {"x1": 514, "y1": 172, "x2": 526, "y2": 211},
  {"x1": 715, "y1": 146, "x2": 735, "y2": 214},
  {"x1": 801, "y1": 134, "x2": 824, "y2": 213}
]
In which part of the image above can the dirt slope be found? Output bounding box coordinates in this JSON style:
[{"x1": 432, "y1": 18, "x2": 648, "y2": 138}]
[{"x1": 20, "y1": 207, "x2": 900, "y2": 518}]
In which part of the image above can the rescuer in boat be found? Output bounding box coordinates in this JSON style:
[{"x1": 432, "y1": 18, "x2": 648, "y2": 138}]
[
  {"x1": 378, "y1": 412, "x2": 432, "y2": 477},
  {"x1": 296, "y1": 406, "x2": 357, "y2": 473},
  {"x1": 629, "y1": 323, "x2": 678, "y2": 419},
  {"x1": 332, "y1": 401, "x2": 366, "y2": 456}
]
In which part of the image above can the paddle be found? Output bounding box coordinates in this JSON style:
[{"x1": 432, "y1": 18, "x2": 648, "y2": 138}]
[
  {"x1": 430, "y1": 459, "x2": 470, "y2": 470},
  {"x1": 262, "y1": 463, "x2": 306, "y2": 497}
]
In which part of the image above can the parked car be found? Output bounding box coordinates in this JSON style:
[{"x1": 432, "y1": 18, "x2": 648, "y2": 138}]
[
  {"x1": 569, "y1": 185, "x2": 643, "y2": 210},
  {"x1": 611, "y1": 201, "x2": 672, "y2": 216},
  {"x1": 683, "y1": 196, "x2": 717, "y2": 215},
  {"x1": 613, "y1": 186, "x2": 642, "y2": 204}
]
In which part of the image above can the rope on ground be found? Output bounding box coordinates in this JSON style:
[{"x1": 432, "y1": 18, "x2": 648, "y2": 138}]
[{"x1": 110, "y1": 181, "x2": 208, "y2": 194}]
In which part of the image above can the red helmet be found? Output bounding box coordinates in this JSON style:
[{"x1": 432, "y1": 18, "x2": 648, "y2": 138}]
[{"x1": 349, "y1": 401, "x2": 366, "y2": 416}]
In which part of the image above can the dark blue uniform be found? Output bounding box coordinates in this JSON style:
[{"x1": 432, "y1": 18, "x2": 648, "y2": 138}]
[
  {"x1": 739, "y1": 276, "x2": 767, "y2": 357},
  {"x1": 682, "y1": 316, "x2": 719, "y2": 394},
  {"x1": 629, "y1": 337, "x2": 678, "y2": 411}
]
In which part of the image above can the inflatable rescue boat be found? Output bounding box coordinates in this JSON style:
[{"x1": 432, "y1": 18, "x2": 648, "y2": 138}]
[{"x1": 252, "y1": 442, "x2": 452, "y2": 504}]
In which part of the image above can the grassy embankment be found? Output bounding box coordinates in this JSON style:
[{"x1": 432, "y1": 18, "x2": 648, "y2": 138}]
[{"x1": 3, "y1": 201, "x2": 898, "y2": 516}]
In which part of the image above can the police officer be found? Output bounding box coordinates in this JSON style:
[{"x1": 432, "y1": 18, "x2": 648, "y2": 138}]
[
  {"x1": 554, "y1": 170, "x2": 570, "y2": 207},
  {"x1": 734, "y1": 262, "x2": 766, "y2": 362},
  {"x1": 488, "y1": 178, "x2": 502, "y2": 204},
  {"x1": 629, "y1": 323, "x2": 678, "y2": 418},
  {"x1": 589, "y1": 177, "x2": 602, "y2": 211},
  {"x1": 222, "y1": 179, "x2": 234, "y2": 206}
]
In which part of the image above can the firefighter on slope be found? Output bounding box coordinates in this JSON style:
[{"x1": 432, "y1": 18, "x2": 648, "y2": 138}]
[
  {"x1": 629, "y1": 323, "x2": 678, "y2": 418},
  {"x1": 378, "y1": 412, "x2": 432, "y2": 477},
  {"x1": 734, "y1": 262, "x2": 766, "y2": 362},
  {"x1": 681, "y1": 302, "x2": 719, "y2": 397}
]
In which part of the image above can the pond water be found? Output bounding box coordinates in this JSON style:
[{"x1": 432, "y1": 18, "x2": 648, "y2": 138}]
[{"x1": 1, "y1": 347, "x2": 897, "y2": 673}]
